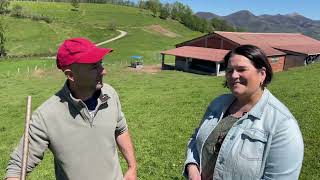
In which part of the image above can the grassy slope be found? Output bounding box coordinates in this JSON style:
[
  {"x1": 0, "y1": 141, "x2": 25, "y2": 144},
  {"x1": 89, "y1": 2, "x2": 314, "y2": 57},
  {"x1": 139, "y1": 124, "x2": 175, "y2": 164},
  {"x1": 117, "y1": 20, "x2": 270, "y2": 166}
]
[
  {"x1": 0, "y1": 61, "x2": 319, "y2": 179},
  {"x1": 5, "y1": 1, "x2": 200, "y2": 61}
]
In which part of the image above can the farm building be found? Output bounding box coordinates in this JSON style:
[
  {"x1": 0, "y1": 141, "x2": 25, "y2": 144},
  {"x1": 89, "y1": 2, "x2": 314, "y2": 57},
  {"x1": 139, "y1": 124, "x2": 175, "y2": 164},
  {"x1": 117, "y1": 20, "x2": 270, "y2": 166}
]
[{"x1": 161, "y1": 31, "x2": 320, "y2": 75}]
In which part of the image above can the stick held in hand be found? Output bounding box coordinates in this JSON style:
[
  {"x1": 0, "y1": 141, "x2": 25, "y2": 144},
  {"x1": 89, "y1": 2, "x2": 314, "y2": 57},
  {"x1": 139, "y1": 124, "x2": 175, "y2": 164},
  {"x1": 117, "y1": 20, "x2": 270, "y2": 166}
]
[{"x1": 21, "y1": 96, "x2": 32, "y2": 180}]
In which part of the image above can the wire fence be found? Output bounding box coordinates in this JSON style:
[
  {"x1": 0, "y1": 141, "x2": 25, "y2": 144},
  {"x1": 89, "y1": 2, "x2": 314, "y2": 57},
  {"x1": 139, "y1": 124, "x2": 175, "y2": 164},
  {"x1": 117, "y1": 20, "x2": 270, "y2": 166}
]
[
  {"x1": 0, "y1": 52, "x2": 166, "y2": 78},
  {"x1": 0, "y1": 61, "x2": 57, "y2": 78}
]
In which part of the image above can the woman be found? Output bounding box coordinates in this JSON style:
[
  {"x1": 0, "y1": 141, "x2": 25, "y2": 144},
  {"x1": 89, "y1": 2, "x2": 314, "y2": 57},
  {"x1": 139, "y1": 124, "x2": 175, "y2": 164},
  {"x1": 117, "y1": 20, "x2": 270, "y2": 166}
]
[{"x1": 184, "y1": 45, "x2": 304, "y2": 180}]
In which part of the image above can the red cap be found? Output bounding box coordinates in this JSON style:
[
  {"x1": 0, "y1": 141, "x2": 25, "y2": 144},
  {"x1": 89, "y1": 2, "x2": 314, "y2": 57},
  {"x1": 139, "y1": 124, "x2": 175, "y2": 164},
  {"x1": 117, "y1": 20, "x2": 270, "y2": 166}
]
[{"x1": 56, "y1": 37, "x2": 113, "y2": 69}]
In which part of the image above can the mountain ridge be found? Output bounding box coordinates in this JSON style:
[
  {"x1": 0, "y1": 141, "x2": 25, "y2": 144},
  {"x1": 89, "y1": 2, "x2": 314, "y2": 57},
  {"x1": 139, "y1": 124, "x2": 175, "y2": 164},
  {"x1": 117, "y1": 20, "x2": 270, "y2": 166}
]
[{"x1": 195, "y1": 11, "x2": 320, "y2": 40}]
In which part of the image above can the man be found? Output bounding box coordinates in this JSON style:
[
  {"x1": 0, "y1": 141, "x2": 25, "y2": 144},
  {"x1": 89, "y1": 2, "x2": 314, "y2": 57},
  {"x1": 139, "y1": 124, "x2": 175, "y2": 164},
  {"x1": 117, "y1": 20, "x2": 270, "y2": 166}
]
[{"x1": 6, "y1": 38, "x2": 137, "y2": 180}]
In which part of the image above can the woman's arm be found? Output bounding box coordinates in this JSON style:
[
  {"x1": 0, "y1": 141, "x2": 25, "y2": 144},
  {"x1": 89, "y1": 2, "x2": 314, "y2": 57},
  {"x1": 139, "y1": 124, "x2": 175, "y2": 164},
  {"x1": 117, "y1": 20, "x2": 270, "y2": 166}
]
[{"x1": 262, "y1": 118, "x2": 304, "y2": 180}]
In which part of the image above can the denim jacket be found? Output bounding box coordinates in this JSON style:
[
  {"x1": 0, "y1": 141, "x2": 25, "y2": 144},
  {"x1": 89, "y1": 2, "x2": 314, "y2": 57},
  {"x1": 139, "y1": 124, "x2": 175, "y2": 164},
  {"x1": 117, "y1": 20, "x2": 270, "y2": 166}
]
[{"x1": 184, "y1": 89, "x2": 304, "y2": 180}]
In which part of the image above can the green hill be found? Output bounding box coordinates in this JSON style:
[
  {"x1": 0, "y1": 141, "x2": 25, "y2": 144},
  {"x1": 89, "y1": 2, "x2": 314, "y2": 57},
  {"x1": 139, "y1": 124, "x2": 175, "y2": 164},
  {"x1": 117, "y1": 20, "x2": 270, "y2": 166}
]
[{"x1": 4, "y1": 1, "x2": 201, "y2": 62}]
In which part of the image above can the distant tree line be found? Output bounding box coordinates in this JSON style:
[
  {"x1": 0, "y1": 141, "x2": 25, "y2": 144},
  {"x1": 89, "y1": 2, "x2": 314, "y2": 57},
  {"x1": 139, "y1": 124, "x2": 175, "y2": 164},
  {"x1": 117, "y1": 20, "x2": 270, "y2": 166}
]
[
  {"x1": 138, "y1": 0, "x2": 245, "y2": 33},
  {"x1": 16, "y1": 0, "x2": 136, "y2": 6}
]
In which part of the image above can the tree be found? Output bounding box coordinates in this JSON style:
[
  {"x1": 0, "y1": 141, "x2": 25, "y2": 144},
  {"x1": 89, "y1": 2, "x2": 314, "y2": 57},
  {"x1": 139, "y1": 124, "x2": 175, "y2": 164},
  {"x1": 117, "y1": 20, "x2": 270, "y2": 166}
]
[
  {"x1": 10, "y1": 4, "x2": 23, "y2": 18},
  {"x1": 199, "y1": 17, "x2": 209, "y2": 33},
  {"x1": 0, "y1": 0, "x2": 10, "y2": 14},
  {"x1": 210, "y1": 18, "x2": 235, "y2": 31},
  {"x1": 71, "y1": 0, "x2": 80, "y2": 11},
  {"x1": 138, "y1": 0, "x2": 147, "y2": 9},
  {"x1": 145, "y1": 0, "x2": 160, "y2": 17},
  {"x1": 0, "y1": 18, "x2": 7, "y2": 57},
  {"x1": 171, "y1": 1, "x2": 186, "y2": 21},
  {"x1": 159, "y1": 3, "x2": 170, "y2": 19}
]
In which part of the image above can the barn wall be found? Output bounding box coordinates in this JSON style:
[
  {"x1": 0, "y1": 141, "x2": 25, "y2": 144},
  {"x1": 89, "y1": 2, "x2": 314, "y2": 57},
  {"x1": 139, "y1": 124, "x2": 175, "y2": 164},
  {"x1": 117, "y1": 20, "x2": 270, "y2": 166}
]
[
  {"x1": 284, "y1": 55, "x2": 307, "y2": 70},
  {"x1": 268, "y1": 56, "x2": 285, "y2": 72}
]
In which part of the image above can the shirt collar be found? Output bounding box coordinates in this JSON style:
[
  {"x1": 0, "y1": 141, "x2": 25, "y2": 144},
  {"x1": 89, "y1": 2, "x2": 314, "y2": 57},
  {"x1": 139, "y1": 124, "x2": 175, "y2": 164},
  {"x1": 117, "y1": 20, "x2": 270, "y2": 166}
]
[{"x1": 61, "y1": 81, "x2": 110, "y2": 107}]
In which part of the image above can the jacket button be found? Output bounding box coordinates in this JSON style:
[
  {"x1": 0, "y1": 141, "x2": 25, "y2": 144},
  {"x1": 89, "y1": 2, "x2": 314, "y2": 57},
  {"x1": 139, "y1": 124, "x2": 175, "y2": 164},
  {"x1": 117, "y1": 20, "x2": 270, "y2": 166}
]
[{"x1": 230, "y1": 135, "x2": 235, "y2": 140}]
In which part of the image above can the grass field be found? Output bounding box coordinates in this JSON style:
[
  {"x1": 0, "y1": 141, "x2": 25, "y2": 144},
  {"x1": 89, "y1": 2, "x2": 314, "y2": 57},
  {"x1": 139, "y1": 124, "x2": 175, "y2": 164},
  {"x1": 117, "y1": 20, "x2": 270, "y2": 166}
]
[
  {"x1": 0, "y1": 59, "x2": 319, "y2": 179},
  {"x1": 4, "y1": 1, "x2": 201, "y2": 62}
]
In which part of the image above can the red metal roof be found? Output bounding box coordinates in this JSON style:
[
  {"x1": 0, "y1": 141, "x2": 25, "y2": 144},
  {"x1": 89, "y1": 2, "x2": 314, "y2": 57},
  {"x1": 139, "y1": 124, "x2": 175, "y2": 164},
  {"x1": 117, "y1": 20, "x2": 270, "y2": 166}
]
[
  {"x1": 251, "y1": 45, "x2": 286, "y2": 56},
  {"x1": 273, "y1": 44, "x2": 320, "y2": 55},
  {"x1": 215, "y1": 31, "x2": 320, "y2": 55},
  {"x1": 161, "y1": 46, "x2": 230, "y2": 62}
]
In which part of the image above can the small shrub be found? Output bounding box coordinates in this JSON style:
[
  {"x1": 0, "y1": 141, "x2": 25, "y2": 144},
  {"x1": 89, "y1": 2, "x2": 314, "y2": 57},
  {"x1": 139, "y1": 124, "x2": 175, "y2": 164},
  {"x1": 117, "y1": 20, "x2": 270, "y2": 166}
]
[
  {"x1": 0, "y1": 0, "x2": 10, "y2": 14},
  {"x1": 10, "y1": 5, "x2": 23, "y2": 18},
  {"x1": 31, "y1": 14, "x2": 52, "y2": 24},
  {"x1": 0, "y1": 18, "x2": 7, "y2": 57},
  {"x1": 9, "y1": 5, "x2": 52, "y2": 23},
  {"x1": 71, "y1": 0, "x2": 80, "y2": 11},
  {"x1": 107, "y1": 21, "x2": 117, "y2": 31}
]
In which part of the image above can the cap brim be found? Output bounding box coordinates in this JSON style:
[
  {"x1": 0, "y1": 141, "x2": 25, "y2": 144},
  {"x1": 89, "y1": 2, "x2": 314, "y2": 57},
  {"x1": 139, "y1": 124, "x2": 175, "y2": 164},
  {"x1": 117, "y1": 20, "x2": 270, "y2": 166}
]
[{"x1": 76, "y1": 47, "x2": 113, "y2": 64}]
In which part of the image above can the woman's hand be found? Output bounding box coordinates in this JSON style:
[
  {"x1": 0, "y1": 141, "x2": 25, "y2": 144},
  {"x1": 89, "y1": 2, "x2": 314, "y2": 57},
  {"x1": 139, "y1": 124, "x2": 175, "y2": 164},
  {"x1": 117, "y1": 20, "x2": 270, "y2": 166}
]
[{"x1": 188, "y1": 164, "x2": 201, "y2": 180}]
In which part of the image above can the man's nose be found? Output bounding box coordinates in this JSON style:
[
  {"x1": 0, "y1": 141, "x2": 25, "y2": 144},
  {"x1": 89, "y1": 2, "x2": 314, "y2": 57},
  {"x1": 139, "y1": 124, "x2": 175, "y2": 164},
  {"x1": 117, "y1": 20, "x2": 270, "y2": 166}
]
[{"x1": 101, "y1": 68, "x2": 107, "y2": 75}]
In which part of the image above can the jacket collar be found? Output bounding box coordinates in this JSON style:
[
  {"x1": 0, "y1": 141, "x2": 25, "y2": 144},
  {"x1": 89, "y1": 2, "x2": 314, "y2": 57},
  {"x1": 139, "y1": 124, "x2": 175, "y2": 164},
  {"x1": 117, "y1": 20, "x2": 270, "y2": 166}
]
[
  {"x1": 246, "y1": 88, "x2": 270, "y2": 120},
  {"x1": 219, "y1": 89, "x2": 270, "y2": 120}
]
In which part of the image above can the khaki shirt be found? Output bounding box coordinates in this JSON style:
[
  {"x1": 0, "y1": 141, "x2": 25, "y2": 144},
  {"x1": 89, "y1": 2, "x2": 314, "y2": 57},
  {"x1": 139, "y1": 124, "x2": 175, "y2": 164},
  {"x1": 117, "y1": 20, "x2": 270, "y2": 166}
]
[{"x1": 6, "y1": 83, "x2": 128, "y2": 180}]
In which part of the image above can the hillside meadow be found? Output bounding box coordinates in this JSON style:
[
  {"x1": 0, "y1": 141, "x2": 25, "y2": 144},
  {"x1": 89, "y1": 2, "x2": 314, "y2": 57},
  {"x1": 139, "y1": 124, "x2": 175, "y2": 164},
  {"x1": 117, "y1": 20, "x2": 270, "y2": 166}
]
[
  {"x1": 4, "y1": 1, "x2": 200, "y2": 62},
  {"x1": 0, "y1": 59, "x2": 319, "y2": 179}
]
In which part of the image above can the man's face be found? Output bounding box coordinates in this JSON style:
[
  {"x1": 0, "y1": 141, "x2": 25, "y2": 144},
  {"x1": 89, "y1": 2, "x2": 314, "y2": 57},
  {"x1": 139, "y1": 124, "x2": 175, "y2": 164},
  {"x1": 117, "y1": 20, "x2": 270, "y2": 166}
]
[{"x1": 70, "y1": 61, "x2": 106, "y2": 92}]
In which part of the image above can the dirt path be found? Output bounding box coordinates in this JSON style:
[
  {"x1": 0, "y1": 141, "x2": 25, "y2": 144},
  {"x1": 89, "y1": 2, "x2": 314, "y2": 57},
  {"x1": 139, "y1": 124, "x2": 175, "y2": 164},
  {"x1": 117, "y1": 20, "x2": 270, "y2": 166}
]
[
  {"x1": 95, "y1": 30, "x2": 127, "y2": 46},
  {"x1": 45, "y1": 29, "x2": 127, "y2": 59}
]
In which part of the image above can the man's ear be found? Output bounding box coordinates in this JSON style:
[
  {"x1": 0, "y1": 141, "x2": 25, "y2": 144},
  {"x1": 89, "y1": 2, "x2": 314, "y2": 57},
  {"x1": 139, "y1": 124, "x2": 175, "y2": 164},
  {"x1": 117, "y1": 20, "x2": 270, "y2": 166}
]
[{"x1": 64, "y1": 69, "x2": 74, "y2": 81}]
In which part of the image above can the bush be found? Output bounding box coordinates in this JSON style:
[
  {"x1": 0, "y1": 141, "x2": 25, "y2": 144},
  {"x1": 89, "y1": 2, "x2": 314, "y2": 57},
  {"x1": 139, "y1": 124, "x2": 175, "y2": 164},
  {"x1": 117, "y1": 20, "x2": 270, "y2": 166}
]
[
  {"x1": 31, "y1": 14, "x2": 53, "y2": 24},
  {"x1": 10, "y1": 5, "x2": 23, "y2": 18},
  {"x1": 107, "y1": 21, "x2": 117, "y2": 31},
  {"x1": 71, "y1": 0, "x2": 80, "y2": 11},
  {"x1": 9, "y1": 5, "x2": 52, "y2": 23},
  {"x1": 159, "y1": 3, "x2": 170, "y2": 20},
  {"x1": 0, "y1": 0, "x2": 10, "y2": 14},
  {"x1": 0, "y1": 18, "x2": 7, "y2": 57}
]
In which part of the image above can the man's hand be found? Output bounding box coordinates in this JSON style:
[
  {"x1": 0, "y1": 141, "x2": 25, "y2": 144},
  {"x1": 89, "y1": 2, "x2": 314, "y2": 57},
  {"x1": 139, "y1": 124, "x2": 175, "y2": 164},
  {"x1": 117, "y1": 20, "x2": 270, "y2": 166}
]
[
  {"x1": 187, "y1": 164, "x2": 201, "y2": 180},
  {"x1": 123, "y1": 166, "x2": 137, "y2": 180}
]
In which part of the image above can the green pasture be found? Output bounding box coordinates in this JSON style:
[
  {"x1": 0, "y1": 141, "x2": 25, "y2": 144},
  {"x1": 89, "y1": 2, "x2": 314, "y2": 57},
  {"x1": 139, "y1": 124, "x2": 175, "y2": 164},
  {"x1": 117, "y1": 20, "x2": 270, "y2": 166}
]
[
  {"x1": 4, "y1": 1, "x2": 200, "y2": 61},
  {"x1": 0, "y1": 59, "x2": 319, "y2": 179}
]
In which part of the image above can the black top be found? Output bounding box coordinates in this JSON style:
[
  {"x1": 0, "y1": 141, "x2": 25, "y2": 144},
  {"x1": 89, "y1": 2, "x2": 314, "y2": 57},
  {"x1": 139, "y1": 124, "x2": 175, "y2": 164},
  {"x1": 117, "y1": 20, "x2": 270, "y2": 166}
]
[{"x1": 201, "y1": 115, "x2": 239, "y2": 180}]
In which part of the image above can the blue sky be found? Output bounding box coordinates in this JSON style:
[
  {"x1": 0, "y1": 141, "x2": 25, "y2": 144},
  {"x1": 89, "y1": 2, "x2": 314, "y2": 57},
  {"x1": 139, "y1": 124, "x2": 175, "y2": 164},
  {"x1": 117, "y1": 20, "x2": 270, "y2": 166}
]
[{"x1": 134, "y1": 0, "x2": 320, "y2": 20}]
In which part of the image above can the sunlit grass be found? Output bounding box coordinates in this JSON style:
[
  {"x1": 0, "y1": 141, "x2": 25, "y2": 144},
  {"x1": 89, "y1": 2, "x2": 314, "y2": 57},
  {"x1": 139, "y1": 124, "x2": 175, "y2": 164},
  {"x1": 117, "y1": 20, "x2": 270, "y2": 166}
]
[{"x1": 0, "y1": 59, "x2": 319, "y2": 179}]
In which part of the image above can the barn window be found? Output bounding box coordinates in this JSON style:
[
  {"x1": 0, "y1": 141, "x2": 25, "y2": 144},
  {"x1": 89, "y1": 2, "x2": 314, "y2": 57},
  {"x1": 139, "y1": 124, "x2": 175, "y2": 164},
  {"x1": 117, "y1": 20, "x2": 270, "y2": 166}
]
[{"x1": 271, "y1": 57, "x2": 279, "y2": 63}]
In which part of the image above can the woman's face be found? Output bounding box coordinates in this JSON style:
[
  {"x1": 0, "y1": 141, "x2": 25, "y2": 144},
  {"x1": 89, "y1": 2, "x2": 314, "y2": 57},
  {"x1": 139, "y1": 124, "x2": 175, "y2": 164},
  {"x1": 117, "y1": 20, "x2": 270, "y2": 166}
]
[{"x1": 226, "y1": 54, "x2": 266, "y2": 99}]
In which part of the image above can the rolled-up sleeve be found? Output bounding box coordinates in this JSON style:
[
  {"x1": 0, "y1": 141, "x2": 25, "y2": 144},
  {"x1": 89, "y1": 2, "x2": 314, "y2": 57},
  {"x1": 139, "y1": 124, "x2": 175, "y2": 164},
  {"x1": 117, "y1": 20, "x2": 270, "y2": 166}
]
[
  {"x1": 183, "y1": 128, "x2": 201, "y2": 178},
  {"x1": 114, "y1": 91, "x2": 128, "y2": 137},
  {"x1": 6, "y1": 110, "x2": 49, "y2": 178}
]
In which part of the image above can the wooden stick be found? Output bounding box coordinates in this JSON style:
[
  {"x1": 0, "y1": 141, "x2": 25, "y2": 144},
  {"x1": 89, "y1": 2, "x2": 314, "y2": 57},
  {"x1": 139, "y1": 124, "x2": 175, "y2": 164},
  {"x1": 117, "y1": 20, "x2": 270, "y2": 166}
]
[{"x1": 20, "y1": 96, "x2": 32, "y2": 180}]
